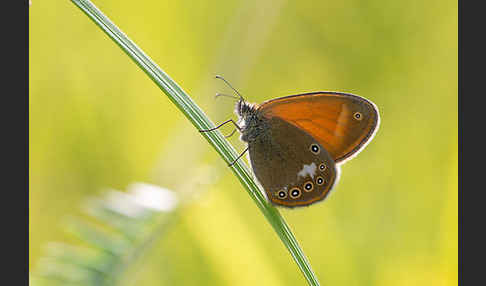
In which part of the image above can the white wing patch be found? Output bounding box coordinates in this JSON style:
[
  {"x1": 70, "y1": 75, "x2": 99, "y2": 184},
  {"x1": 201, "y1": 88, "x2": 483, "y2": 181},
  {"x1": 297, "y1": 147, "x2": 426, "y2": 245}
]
[{"x1": 297, "y1": 162, "x2": 317, "y2": 179}]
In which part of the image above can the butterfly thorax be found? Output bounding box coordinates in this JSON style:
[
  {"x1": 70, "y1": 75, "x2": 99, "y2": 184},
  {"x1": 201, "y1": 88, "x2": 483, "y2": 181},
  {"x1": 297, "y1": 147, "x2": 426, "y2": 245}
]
[{"x1": 235, "y1": 100, "x2": 269, "y2": 143}]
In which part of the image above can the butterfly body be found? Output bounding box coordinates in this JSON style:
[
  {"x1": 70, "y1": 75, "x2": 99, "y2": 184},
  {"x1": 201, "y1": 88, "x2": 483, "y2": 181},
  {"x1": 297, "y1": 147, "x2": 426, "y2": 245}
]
[{"x1": 232, "y1": 91, "x2": 379, "y2": 208}]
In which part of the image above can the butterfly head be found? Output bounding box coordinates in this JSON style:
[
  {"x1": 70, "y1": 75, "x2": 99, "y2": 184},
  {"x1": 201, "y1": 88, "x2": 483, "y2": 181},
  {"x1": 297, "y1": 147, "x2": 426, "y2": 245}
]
[
  {"x1": 235, "y1": 98, "x2": 257, "y2": 119},
  {"x1": 234, "y1": 99, "x2": 268, "y2": 143}
]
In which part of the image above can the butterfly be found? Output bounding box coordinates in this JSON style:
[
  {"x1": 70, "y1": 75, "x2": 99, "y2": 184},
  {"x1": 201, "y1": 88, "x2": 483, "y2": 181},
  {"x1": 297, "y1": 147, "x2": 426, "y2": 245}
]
[{"x1": 201, "y1": 76, "x2": 380, "y2": 207}]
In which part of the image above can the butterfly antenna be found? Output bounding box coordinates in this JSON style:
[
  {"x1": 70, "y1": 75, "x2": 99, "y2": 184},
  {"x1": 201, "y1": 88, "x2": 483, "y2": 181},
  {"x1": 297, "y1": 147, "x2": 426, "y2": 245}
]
[
  {"x1": 215, "y1": 75, "x2": 245, "y2": 101},
  {"x1": 214, "y1": 93, "x2": 239, "y2": 100}
]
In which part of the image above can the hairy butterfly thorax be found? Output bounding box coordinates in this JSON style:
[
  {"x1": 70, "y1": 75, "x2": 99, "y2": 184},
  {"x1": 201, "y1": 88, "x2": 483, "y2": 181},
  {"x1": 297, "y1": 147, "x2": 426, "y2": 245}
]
[{"x1": 235, "y1": 99, "x2": 269, "y2": 143}]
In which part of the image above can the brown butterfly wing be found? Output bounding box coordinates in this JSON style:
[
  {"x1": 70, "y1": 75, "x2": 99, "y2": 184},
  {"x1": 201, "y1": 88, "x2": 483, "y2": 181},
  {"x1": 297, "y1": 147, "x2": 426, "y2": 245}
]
[
  {"x1": 248, "y1": 116, "x2": 338, "y2": 207},
  {"x1": 258, "y1": 92, "x2": 379, "y2": 164}
]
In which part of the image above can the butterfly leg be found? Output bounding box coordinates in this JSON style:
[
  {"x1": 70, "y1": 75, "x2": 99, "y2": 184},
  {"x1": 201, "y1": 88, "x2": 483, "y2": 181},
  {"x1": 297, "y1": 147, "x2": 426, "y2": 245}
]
[
  {"x1": 199, "y1": 119, "x2": 241, "y2": 133},
  {"x1": 224, "y1": 129, "x2": 238, "y2": 138},
  {"x1": 223, "y1": 117, "x2": 241, "y2": 138},
  {"x1": 228, "y1": 147, "x2": 249, "y2": 167}
]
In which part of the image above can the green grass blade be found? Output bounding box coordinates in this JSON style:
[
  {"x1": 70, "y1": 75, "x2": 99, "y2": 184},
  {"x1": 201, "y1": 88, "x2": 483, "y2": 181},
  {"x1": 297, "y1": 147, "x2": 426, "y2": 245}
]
[{"x1": 70, "y1": 1, "x2": 321, "y2": 285}]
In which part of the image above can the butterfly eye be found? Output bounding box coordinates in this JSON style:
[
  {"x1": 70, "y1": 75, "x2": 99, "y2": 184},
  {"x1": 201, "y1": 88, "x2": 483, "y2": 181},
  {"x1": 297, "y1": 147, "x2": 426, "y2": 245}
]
[
  {"x1": 276, "y1": 190, "x2": 287, "y2": 199},
  {"x1": 289, "y1": 187, "x2": 302, "y2": 199},
  {"x1": 319, "y1": 163, "x2": 326, "y2": 171},
  {"x1": 310, "y1": 144, "x2": 320, "y2": 154},
  {"x1": 303, "y1": 181, "x2": 314, "y2": 192},
  {"x1": 353, "y1": 112, "x2": 363, "y2": 121},
  {"x1": 316, "y1": 176, "x2": 325, "y2": 185}
]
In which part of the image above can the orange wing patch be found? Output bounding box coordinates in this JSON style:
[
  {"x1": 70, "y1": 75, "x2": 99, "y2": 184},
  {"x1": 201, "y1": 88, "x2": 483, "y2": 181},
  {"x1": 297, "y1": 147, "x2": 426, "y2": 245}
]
[{"x1": 258, "y1": 92, "x2": 379, "y2": 163}]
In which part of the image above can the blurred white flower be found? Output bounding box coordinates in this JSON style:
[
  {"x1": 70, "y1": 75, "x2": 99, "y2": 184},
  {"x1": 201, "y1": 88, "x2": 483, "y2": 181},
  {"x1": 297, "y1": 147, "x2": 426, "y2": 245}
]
[
  {"x1": 103, "y1": 183, "x2": 178, "y2": 218},
  {"x1": 127, "y1": 182, "x2": 178, "y2": 212}
]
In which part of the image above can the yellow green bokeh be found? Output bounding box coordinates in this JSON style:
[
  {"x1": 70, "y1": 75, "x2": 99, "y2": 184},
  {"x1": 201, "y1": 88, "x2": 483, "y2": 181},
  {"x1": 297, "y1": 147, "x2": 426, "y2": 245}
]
[{"x1": 30, "y1": 0, "x2": 457, "y2": 285}]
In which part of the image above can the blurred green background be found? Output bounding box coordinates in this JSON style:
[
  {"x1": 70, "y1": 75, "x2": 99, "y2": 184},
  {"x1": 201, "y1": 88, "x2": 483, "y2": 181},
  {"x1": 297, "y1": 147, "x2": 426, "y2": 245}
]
[{"x1": 29, "y1": 0, "x2": 457, "y2": 285}]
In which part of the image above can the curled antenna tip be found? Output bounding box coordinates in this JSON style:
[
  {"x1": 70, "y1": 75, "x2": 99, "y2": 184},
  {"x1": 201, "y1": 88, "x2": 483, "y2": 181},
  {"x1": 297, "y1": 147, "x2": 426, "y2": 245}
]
[
  {"x1": 215, "y1": 93, "x2": 239, "y2": 100},
  {"x1": 214, "y1": 75, "x2": 245, "y2": 101}
]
